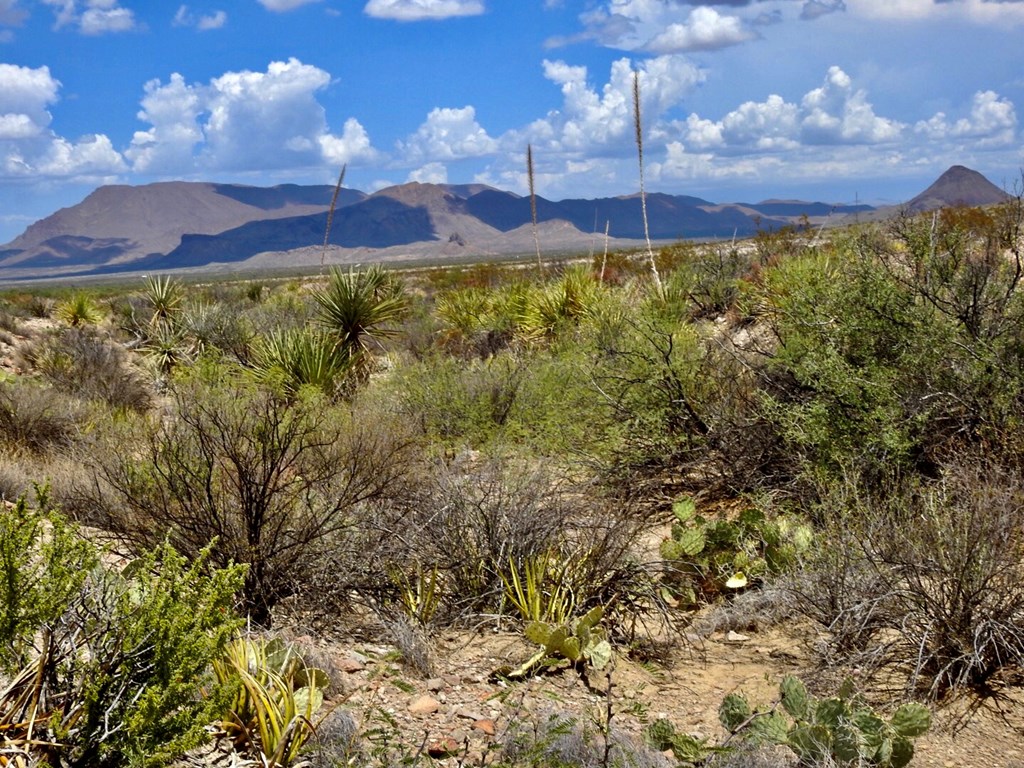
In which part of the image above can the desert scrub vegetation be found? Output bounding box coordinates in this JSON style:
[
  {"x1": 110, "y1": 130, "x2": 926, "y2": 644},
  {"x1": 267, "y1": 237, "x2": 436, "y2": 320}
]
[{"x1": 1, "y1": 194, "x2": 1024, "y2": 764}]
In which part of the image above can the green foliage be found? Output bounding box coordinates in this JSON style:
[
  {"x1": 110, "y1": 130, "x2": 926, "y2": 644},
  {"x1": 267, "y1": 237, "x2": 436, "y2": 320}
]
[
  {"x1": 644, "y1": 717, "x2": 717, "y2": 765},
  {"x1": 659, "y1": 497, "x2": 811, "y2": 608},
  {"x1": 250, "y1": 326, "x2": 355, "y2": 398},
  {"x1": 313, "y1": 264, "x2": 409, "y2": 361},
  {"x1": 54, "y1": 291, "x2": 104, "y2": 327},
  {"x1": 720, "y1": 676, "x2": 931, "y2": 768},
  {"x1": 212, "y1": 635, "x2": 329, "y2": 767},
  {"x1": 503, "y1": 550, "x2": 588, "y2": 624},
  {"x1": 0, "y1": 495, "x2": 245, "y2": 767},
  {"x1": 142, "y1": 274, "x2": 184, "y2": 326},
  {"x1": 0, "y1": 487, "x2": 96, "y2": 669},
  {"x1": 512, "y1": 606, "x2": 612, "y2": 677}
]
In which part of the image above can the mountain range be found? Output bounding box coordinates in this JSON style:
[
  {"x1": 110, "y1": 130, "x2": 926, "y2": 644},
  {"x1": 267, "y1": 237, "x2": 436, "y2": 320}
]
[{"x1": 0, "y1": 165, "x2": 1010, "y2": 282}]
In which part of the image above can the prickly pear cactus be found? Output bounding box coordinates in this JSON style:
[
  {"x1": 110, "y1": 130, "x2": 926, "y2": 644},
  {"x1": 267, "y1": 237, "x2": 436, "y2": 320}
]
[
  {"x1": 718, "y1": 676, "x2": 931, "y2": 768},
  {"x1": 513, "y1": 606, "x2": 612, "y2": 677}
]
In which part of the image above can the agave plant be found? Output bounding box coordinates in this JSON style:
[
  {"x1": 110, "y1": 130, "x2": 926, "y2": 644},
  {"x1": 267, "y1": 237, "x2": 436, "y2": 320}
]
[
  {"x1": 212, "y1": 635, "x2": 329, "y2": 768},
  {"x1": 312, "y1": 265, "x2": 409, "y2": 357}
]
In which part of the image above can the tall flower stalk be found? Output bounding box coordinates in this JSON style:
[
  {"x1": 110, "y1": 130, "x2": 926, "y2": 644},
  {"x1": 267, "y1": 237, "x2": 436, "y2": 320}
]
[{"x1": 633, "y1": 70, "x2": 663, "y2": 296}]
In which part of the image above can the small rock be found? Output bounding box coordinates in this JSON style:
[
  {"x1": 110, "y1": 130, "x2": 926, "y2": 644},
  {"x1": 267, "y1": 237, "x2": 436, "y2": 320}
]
[
  {"x1": 337, "y1": 656, "x2": 366, "y2": 673},
  {"x1": 473, "y1": 719, "x2": 496, "y2": 736},
  {"x1": 408, "y1": 695, "x2": 441, "y2": 715},
  {"x1": 725, "y1": 630, "x2": 750, "y2": 643},
  {"x1": 457, "y1": 708, "x2": 486, "y2": 721},
  {"x1": 443, "y1": 674, "x2": 462, "y2": 686},
  {"x1": 427, "y1": 737, "x2": 460, "y2": 758},
  {"x1": 426, "y1": 678, "x2": 445, "y2": 692}
]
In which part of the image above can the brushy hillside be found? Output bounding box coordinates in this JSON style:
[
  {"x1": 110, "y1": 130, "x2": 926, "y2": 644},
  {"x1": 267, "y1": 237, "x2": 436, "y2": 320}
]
[{"x1": 1, "y1": 194, "x2": 1023, "y2": 767}]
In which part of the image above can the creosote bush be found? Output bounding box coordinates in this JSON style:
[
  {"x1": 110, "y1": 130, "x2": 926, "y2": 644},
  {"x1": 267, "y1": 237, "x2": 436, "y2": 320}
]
[{"x1": 89, "y1": 369, "x2": 417, "y2": 625}]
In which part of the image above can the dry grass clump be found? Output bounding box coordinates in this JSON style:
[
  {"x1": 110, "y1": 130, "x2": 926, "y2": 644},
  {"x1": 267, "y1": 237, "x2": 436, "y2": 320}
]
[
  {"x1": 25, "y1": 327, "x2": 151, "y2": 412},
  {"x1": 0, "y1": 379, "x2": 85, "y2": 455},
  {"x1": 793, "y1": 452, "x2": 1024, "y2": 698}
]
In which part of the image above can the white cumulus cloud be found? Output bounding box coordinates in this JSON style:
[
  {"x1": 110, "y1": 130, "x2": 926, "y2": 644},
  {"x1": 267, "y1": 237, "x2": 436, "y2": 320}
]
[
  {"x1": 397, "y1": 106, "x2": 497, "y2": 164},
  {"x1": 527, "y1": 55, "x2": 704, "y2": 154},
  {"x1": 915, "y1": 90, "x2": 1018, "y2": 148},
  {"x1": 847, "y1": 0, "x2": 1024, "y2": 23},
  {"x1": 0, "y1": 63, "x2": 125, "y2": 179},
  {"x1": 174, "y1": 6, "x2": 227, "y2": 29},
  {"x1": 41, "y1": 0, "x2": 139, "y2": 34},
  {"x1": 564, "y1": 0, "x2": 753, "y2": 53},
  {"x1": 126, "y1": 59, "x2": 378, "y2": 175},
  {"x1": 407, "y1": 162, "x2": 448, "y2": 184},
  {"x1": 363, "y1": 0, "x2": 484, "y2": 21}
]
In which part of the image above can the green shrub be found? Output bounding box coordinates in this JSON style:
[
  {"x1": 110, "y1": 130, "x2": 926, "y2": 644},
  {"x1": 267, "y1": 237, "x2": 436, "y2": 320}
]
[{"x1": 0, "y1": 492, "x2": 245, "y2": 767}]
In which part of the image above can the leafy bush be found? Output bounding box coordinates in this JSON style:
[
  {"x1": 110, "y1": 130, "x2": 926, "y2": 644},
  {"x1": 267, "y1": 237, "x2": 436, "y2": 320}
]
[{"x1": 0, "y1": 493, "x2": 245, "y2": 767}]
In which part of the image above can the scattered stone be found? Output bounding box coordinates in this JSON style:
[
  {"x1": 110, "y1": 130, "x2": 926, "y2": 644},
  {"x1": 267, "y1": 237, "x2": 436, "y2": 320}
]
[
  {"x1": 457, "y1": 708, "x2": 486, "y2": 721},
  {"x1": 472, "y1": 719, "x2": 496, "y2": 736},
  {"x1": 426, "y1": 677, "x2": 445, "y2": 692},
  {"x1": 408, "y1": 695, "x2": 441, "y2": 715},
  {"x1": 725, "y1": 631, "x2": 750, "y2": 643},
  {"x1": 337, "y1": 656, "x2": 366, "y2": 673},
  {"x1": 427, "y1": 737, "x2": 460, "y2": 758}
]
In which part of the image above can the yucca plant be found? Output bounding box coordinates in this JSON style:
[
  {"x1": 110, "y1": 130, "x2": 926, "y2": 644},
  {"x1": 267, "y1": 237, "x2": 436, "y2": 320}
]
[
  {"x1": 142, "y1": 274, "x2": 184, "y2": 327},
  {"x1": 312, "y1": 265, "x2": 409, "y2": 376},
  {"x1": 54, "y1": 292, "x2": 103, "y2": 327},
  {"x1": 250, "y1": 327, "x2": 355, "y2": 398},
  {"x1": 213, "y1": 635, "x2": 329, "y2": 768}
]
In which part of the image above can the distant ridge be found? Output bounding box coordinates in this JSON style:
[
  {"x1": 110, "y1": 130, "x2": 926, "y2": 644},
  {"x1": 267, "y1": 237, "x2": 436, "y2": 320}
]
[
  {"x1": 2, "y1": 165, "x2": 1010, "y2": 281},
  {"x1": 905, "y1": 165, "x2": 1010, "y2": 212}
]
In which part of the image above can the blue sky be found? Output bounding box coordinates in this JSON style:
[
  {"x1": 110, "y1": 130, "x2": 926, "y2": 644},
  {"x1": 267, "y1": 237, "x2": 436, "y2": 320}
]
[{"x1": 0, "y1": 0, "x2": 1022, "y2": 243}]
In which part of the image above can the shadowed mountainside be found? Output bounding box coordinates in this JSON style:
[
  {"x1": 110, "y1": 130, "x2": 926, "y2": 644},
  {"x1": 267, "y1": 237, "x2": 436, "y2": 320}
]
[{"x1": 0, "y1": 165, "x2": 1009, "y2": 280}]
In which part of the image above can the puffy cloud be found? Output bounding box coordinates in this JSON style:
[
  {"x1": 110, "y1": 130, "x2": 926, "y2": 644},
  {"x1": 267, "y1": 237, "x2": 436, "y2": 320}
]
[
  {"x1": 319, "y1": 118, "x2": 378, "y2": 166},
  {"x1": 363, "y1": 0, "x2": 485, "y2": 21},
  {"x1": 257, "y1": 0, "x2": 322, "y2": 11},
  {"x1": 397, "y1": 106, "x2": 497, "y2": 164},
  {"x1": 173, "y1": 5, "x2": 227, "y2": 29},
  {"x1": 915, "y1": 90, "x2": 1018, "y2": 147},
  {"x1": 126, "y1": 59, "x2": 378, "y2": 175},
  {"x1": 528, "y1": 55, "x2": 704, "y2": 153},
  {"x1": 407, "y1": 162, "x2": 448, "y2": 184},
  {"x1": 0, "y1": 63, "x2": 125, "y2": 179},
  {"x1": 562, "y1": 0, "x2": 754, "y2": 52},
  {"x1": 800, "y1": 65, "x2": 903, "y2": 144},
  {"x1": 644, "y1": 7, "x2": 756, "y2": 53},
  {"x1": 683, "y1": 66, "x2": 902, "y2": 153},
  {"x1": 41, "y1": 0, "x2": 139, "y2": 34}
]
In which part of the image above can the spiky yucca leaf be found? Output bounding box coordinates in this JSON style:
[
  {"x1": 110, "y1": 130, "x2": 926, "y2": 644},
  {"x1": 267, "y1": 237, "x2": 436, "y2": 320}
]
[
  {"x1": 250, "y1": 328, "x2": 355, "y2": 397},
  {"x1": 312, "y1": 265, "x2": 409, "y2": 355}
]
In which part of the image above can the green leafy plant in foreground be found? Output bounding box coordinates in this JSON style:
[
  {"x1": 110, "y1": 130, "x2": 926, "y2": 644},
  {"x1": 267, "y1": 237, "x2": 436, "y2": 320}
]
[
  {"x1": 660, "y1": 497, "x2": 812, "y2": 608},
  {"x1": 719, "y1": 676, "x2": 931, "y2": 768},
  {"x1": 0, "y1": 492, "x2": 246, "y2": 768}
]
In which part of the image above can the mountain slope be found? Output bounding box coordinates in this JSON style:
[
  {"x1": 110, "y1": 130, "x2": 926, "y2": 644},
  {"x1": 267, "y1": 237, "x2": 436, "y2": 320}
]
[
  {"x1": 905, "y1": 165, "x2": 1011, "y2": 212},
  {"x1": 0, "y1": 182, "x2": 363, "y2": 270}
]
